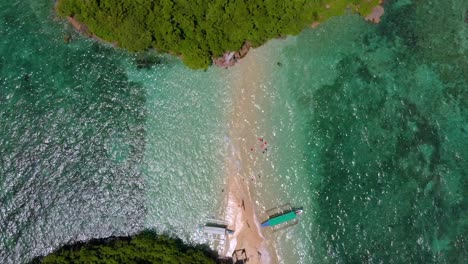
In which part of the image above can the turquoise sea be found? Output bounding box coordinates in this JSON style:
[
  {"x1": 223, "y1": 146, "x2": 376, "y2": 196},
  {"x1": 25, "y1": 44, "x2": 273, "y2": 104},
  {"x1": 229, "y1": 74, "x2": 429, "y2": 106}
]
[{"x1": 0, "y1": 1, "x2": 466, "y2": 263}]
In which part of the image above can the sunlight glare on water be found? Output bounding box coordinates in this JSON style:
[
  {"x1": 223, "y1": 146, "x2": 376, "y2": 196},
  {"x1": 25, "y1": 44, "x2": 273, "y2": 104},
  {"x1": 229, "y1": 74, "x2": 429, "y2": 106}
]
[{"x1": 0, "y1": 1, "x2": 466, "y2": 264}]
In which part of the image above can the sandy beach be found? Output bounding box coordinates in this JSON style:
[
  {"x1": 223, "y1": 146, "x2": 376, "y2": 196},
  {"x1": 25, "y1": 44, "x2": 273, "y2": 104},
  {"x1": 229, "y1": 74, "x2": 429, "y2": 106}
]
[{"x1": 222, "y1": 49, "x2": 277, "y2": 264}]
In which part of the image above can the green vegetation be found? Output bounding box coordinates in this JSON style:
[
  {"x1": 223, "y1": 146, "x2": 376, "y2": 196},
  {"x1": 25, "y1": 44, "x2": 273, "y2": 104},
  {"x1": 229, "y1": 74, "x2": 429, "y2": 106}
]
[
  {"x1": 56, "y1": 0, "x2": 380, "y2": 68},
  {"x1": 32, "y1": 231, "x2": 217, "y2": 264}
]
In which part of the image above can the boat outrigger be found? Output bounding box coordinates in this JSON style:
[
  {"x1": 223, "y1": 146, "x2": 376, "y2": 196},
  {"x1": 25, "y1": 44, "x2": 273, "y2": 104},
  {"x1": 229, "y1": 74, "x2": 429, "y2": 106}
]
[{"x1": 261, "y1": 204, "x2": 303, "y2": 229}]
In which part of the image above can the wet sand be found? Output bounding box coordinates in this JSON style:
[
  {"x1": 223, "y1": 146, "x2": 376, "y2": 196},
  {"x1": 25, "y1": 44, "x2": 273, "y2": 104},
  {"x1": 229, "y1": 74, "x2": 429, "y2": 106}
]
[{"x1": 222, "y1": 49, "x2": 277, "y2": 264}]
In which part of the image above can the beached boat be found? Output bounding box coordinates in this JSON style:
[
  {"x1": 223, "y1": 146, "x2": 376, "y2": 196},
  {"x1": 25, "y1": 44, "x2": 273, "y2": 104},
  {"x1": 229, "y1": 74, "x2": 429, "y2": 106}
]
[
  {"x1": 199, "y1": 219, "x2": 233, "y2": 256},
  {"x1": 261, "y1": 207, "x2": 303, "y2": 228},
  {"x1": 202, "y1": 224, "x2": 234, "y2": 235}
]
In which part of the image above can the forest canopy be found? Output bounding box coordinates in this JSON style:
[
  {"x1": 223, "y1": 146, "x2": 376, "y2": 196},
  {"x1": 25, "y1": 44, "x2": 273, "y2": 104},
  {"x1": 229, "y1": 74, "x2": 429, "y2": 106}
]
[
  {"x1": 56, "y1": 0, "x2": 380, "y2": 69},
  {"x1": 31, "y1": 231, "x2": 218, "y2": 264}
]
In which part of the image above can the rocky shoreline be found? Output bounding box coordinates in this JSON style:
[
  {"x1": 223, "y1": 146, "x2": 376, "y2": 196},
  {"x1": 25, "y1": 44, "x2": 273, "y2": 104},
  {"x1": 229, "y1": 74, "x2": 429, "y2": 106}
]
[
  {"x1": 213, "y1": 42, "x2": 252, "y2": 68},
  {"x1": 65, "y1": 16, "x2": 117, "y2": 46}
]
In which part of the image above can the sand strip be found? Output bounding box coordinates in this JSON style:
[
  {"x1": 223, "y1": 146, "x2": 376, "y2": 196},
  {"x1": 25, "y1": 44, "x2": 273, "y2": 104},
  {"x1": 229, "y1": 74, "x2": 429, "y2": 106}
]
[{"x1": 222, "y1": 50, "x2": 277, "y2": 264}]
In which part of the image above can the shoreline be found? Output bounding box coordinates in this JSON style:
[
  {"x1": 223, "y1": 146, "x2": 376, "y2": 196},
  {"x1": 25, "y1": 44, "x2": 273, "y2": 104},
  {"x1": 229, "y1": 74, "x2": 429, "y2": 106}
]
[
  {"x1": 222, "y1": 48, "x2": 277, "y2": 264},
  {"x1": 311, "y1": 1, "x2": 385, "y2": 28}
]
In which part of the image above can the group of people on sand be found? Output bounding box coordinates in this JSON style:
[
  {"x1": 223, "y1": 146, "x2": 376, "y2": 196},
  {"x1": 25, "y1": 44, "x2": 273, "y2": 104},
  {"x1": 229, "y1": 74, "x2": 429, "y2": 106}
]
[{"x1": 250, "y1": 137, "x2": 268, "y2": 154}]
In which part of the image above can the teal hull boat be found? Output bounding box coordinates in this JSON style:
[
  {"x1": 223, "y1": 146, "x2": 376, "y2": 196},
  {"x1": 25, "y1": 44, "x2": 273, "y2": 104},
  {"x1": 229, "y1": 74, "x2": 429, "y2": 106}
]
[{"x1": 261, "y1": 209, "x2": 303, "y2": 227}]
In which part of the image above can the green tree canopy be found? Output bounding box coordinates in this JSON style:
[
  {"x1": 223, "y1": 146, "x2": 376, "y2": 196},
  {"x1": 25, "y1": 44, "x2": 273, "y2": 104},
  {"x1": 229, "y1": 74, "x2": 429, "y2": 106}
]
[
  {"x1": 31, "y1": 231, "x2": 217, "y2": 264},
  {"x1": 56, "y1": 0, "x2": 380, "y2": 69}
]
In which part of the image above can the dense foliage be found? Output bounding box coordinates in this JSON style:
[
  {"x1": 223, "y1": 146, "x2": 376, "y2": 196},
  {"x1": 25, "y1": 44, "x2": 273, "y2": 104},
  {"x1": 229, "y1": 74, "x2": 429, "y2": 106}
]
[
  {"x1": 56, "y1": 0, "x2": 379, "y2": 69},
  {"x1": 32, "y1": 231, "x2": 217, "y2": 264}
]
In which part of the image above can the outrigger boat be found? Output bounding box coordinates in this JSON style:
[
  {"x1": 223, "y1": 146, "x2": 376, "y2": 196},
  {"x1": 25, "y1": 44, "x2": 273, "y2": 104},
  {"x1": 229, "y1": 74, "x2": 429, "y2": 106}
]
[
  {"x1": 202, "y1": 224, "x2": 234, "y2": 235},
  {"x1": 199, "y1": 218, "x2": 233, "y2": 255},
  {"x1": 261, "y1": 204, "x2": 303, "y2": 229}
]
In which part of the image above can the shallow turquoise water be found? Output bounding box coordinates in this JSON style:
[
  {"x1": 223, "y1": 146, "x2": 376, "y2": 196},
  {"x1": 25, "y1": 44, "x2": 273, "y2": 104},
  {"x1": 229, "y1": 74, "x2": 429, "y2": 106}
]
[
  {"x1": 267, "y1": 0, "x2": 467, "y2": 263},
  {"x1": 0, "y1": 1, "x2": 148, "y2": 263},
  {"x1": 124, "y1": 60, "x2": 231, "y2": 241},
  {"x1": 0, "y1": 1, "x2": 230, "y2": 262},
  {"x1": 0, "y1": 0, "x2": 467, "y2": 264}
]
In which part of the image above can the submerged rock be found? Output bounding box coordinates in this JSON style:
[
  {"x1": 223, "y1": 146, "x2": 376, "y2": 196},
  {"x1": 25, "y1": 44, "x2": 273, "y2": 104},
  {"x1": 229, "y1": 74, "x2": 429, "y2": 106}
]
[{"x1": 365, "y1": 5, "x2": 385, "y2": 23}]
